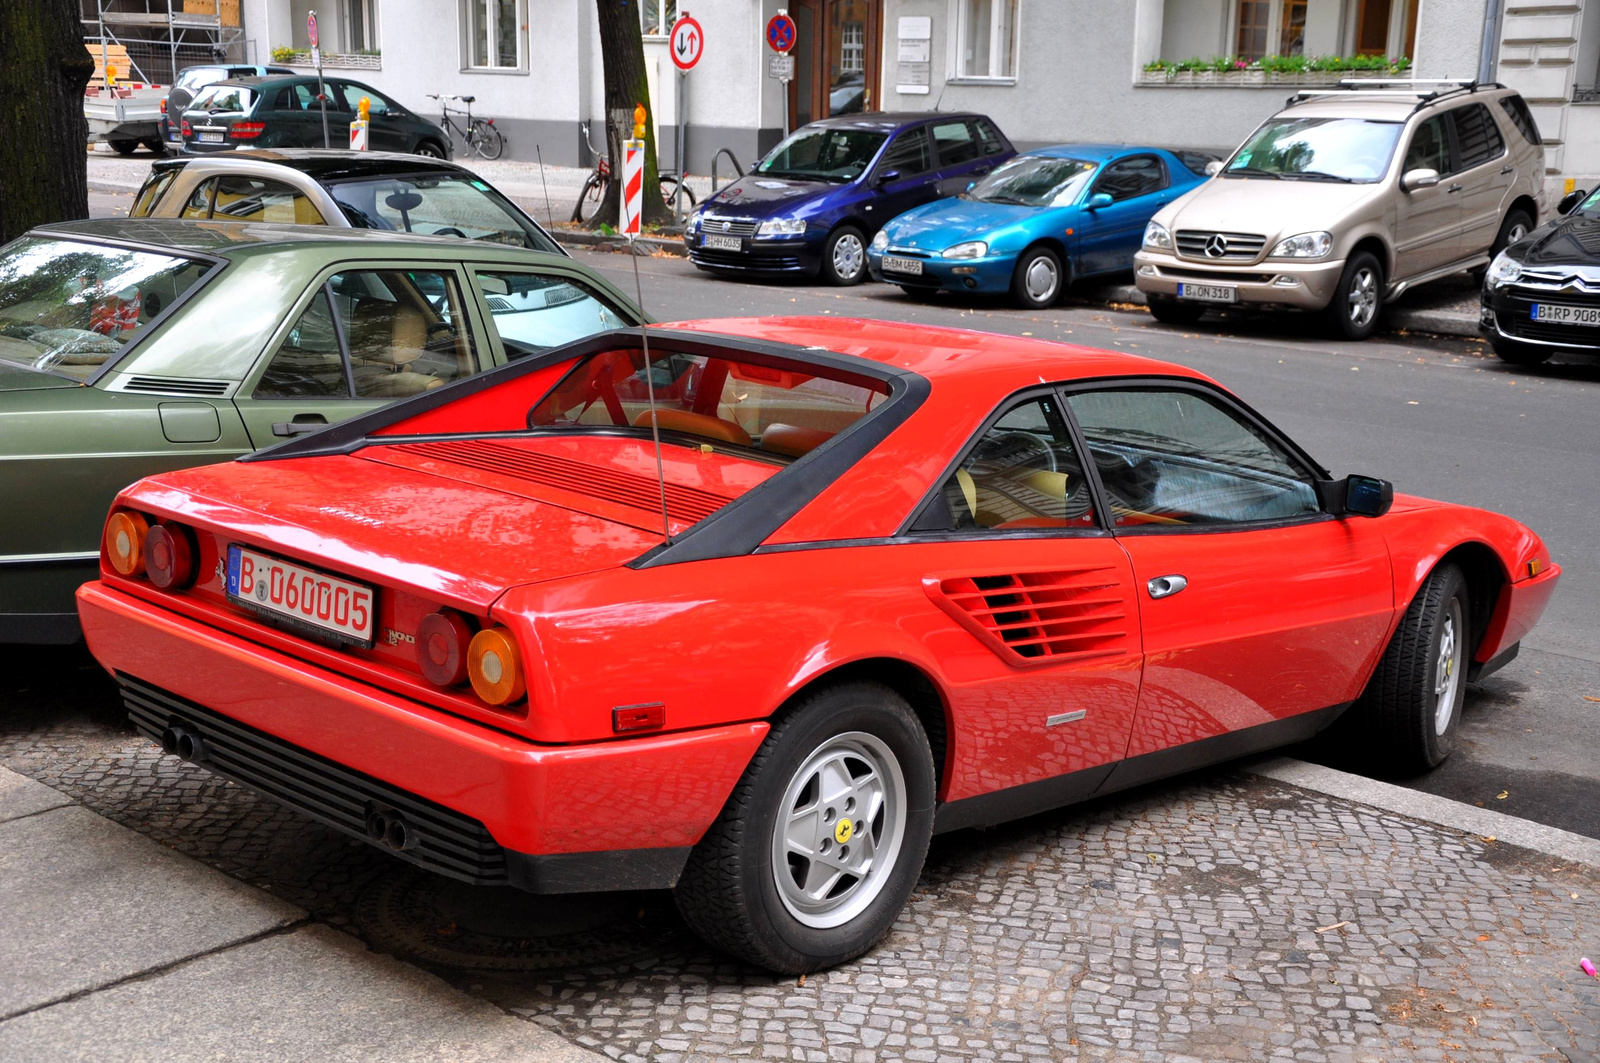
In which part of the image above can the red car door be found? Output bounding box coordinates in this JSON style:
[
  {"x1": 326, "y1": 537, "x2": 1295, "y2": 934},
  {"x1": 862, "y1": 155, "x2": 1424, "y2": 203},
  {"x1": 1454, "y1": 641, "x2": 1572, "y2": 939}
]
[{"x1": 1063, "y1": 383, "x2": 1393, "y2": 775}]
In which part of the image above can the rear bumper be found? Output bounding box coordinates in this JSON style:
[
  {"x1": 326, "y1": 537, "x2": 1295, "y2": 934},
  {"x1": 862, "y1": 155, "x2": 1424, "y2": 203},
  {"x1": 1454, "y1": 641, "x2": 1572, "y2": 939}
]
[
  {"x1": 1134, "y1": 250, "x2": 1344, "y2": 310},
  {"x1": 1475, "y1": 562, "x2": 1561, "y2": 667},
  {"x1": 78, "y1": 582, "x2": 767, "y2": 891}
]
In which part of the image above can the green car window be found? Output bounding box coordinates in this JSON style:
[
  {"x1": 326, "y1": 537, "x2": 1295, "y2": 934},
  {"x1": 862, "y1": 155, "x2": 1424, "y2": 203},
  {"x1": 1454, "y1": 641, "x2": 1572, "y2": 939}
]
[
  {"x1": 326, "y1": 175, "x2": 561, "y2": 253},
  {"x1": 256, "y1": 289, "x2": 347, "y2": 398},
  {"x1": 0, "y1": 236, "x2": 210, "y2": 381},
  {"x1": 474, "y1": 270, "x2": 629, "y2": 359}
]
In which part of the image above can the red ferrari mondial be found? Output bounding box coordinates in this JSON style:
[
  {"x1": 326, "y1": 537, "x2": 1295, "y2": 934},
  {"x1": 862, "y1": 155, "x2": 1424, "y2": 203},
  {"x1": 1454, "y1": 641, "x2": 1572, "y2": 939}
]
[{"x1": 79, "y1": 317, "x2": 1559, "y2": 972}]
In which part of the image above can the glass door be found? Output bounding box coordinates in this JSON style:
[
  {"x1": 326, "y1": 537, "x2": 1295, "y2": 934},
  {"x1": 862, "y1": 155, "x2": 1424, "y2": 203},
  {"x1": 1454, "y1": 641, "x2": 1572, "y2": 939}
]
[{"x1": 789, "y1": 0, "x2": 881, "y2": 131}]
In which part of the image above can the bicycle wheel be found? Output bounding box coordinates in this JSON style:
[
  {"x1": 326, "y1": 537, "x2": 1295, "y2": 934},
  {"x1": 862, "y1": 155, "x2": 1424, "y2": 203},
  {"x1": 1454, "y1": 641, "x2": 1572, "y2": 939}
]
[
  {"x1": 659, "y1": 176, "x2": 696, "y2": 210},
  {"x1": 470, "y1": 119, "x2": 506, "y2": 161},
  {"x1": 572, "y1": 172, "x2": 607, "y2": 224}
]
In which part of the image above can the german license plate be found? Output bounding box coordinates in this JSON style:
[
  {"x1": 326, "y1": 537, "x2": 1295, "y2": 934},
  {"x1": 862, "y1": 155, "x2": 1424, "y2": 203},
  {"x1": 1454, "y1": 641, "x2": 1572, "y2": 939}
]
[
  {"x1": 1532, "y1": 303, "x2": 1600, "y2": 327},
  {"x1": 168, "y1": 132, "x2": 183, "y2": 143},
  {"x1": 882, "y1": 255, "x2": 924, "y2": 275},
  {"x1": 198, "y1": 131, "x2": 225, "y2": 143},
  {"x1": 1177, "y1": 283, "x2": 1237, "y2": 303},
  {"x1": 703, "y1": 233, "x2": 741, "y2": 251},
  {"x1": 226, "y1": 545, "x2": 374, "y2": 646}
]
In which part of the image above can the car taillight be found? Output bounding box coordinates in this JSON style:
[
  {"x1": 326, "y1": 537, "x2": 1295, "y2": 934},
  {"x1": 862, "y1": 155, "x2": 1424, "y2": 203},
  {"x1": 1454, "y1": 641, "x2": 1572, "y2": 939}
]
[
  {"x1": 160, "y1": 98, "x2": 167, "y2": 114},
  {"x1": 467, "y1": 626, "x2": 525, "y2": 706},
  {"x1": 104, "y1": 511, "x2": 149, "y2": 577},
  {"x1": 230, "y1": 122, "x2": 265, "y2": 139},
  {"x1": 417, "y1": 610, "x2": 473, "y2": 687},
  {"x1": 181, "y1": 119, "x2": 192, "y2": 136},
  {"x1": 146, "y1": 523, "x2": 196, "y2": 590}
]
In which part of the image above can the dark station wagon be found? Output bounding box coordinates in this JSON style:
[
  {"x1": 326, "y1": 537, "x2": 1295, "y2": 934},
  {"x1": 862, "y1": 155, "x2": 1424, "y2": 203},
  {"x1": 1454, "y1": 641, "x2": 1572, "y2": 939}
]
[{"x1": 180, "y1": 75, "x2": 450, "y2": 158}]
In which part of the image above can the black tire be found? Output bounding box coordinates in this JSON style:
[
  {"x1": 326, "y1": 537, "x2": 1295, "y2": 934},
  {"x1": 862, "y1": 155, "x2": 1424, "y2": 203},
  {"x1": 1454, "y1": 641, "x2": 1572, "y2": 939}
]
[
  {"x1": 898, "y1": 285, "x2": 939, "y2": 301},
  {"x1": 470, "y1": 121, "x2": 505, "y2": 160},
  {"x1": 1489, "y1": 336, "x2": 1552, "y2": 366},
  {"x1": 820, "y1": 225, "x2": 869, "y2": 286},
  {"x1": 412, "y1": 139, "x2": 448, "y2": 159},
  {"x1": 659, "y1": 176, "x2": 696, "y2": 210},
  {"x1": 1010, "y1": 245, "x2": 1065, "y2": 309},
  {"x1": 1146, "y1": 295, "x2": 1205, "y2": 326},
  {"x1": 1489, "y1": 208, "x2": 1534, "y2": 260},
  {"x1": 107, "y1": 138, "x2": 139, "y2": 156},
  {"x1": 1342, "y1": 564, "x2": 1471, "y2": 776},
  {"x1": 1325, "y1": 250, "x2": 1384, "y2": 340},
  {"x1": 139, "y1": 138, "x2": 167, "y2": 156},
  {"x1": 572, "y1": 172, "x2": 606, "y2": 224},
  {"x1": 674, "y1": 681, "x2": 936, "y2": 973}
]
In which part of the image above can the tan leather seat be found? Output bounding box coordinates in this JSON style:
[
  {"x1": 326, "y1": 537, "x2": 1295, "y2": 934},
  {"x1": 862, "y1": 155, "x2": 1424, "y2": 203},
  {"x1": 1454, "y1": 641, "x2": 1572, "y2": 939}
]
[
  {"x1": 760, "y1": 423, "x2": 835, "y2": 458},
  {"x1": 632, "y1": 408, "x2": 752, "y2": 446},
  {"x1": 347, "y1": 299, "x2": 428, "y2": 367}
]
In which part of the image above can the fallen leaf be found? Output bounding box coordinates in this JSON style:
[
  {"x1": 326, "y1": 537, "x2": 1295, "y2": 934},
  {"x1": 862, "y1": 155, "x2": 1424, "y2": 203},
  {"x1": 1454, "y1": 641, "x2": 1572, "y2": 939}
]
[
  {"x1": 797, "y1": 974, "x2": 806, "y2": 986},
  {"x1": 1572, "y1": 893, "x2": 1580, "y2": 900},
  {"x1": 1477, "y1": 935, "x2": 1491, "y2": 941},
  {"x1": 1482, "y1": 836, "x2": 1496, "y2": 843},
  {"x1": 1496, "y1": 790, "x2": 1509, "y2": 800},
  {"x1": 1315, "y1": 921, "x2": 1350, "y2": 933},
  {"x1": 1583, "y1": 695, "x2": 1600, "y2": 703}
]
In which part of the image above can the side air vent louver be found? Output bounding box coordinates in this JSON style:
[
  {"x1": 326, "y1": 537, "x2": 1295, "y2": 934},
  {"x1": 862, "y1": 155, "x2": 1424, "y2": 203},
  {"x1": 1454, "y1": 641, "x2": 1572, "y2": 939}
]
[
  {"x1": 395, "y1": 439, "x2": 735, "y2": 526},
  {"x1": 925, "y1": 568, "x2": 1131, "y2": 667},
  {"x1": 121, "y1": 375, "x2": 232, "y2": 396}
]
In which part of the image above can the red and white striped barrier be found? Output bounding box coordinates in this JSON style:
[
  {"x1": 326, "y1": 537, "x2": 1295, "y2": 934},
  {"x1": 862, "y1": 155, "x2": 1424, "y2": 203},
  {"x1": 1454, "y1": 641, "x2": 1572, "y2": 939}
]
[{"x1": 620, "y1": 138, "x2": 644, "y2": 237}]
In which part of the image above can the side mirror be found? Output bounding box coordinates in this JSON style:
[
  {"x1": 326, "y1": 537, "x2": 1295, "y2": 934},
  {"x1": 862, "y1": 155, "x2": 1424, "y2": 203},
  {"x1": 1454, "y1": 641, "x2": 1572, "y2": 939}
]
[
  {"x1": 1086, "y1": 192, "x2": 1114, "y2": 210},
  {"x1": 874, "y1": 169, "x2": 901, "y2": 187},
  {"x1": 1204, "y1": 160, "x2": 1223, "y2": 176},
  {"x1": 1401, "y1": 167, "x2": 1440, "y2": 192},
  {"x1": 1558, "y1": 188, "x2": 1588, "y2": 215},
  {"x1": 1318, "y1": 474, "x2": 1394, "y2": 518}
]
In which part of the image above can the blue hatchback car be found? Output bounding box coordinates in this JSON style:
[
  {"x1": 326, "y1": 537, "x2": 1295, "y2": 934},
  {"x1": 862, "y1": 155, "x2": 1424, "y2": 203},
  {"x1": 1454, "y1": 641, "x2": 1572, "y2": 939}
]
[
  {"x1": 867, "y1": 145, "x2": 1209, "y2": 308},
  {"x1": 685, "y1": 113, "x2": 1015, "y2": 286}
]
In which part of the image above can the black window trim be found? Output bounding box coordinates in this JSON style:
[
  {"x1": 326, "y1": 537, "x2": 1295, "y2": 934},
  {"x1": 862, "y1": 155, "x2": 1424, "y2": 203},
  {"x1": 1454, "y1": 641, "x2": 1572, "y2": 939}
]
[
  {"x1": 1498, "y1": 94, "x2": 1541, "y2": 146},
  {"x1": 1091, "y1": 153, "x2": 1170, "y2": 202},
  {"x1": 928, "y1": 119, "x2": 983, "y2": 169},
  {"x1": 876, "y1": 125, "x2": 935, "y2": 180},
  {"x1": 1443, "y1": 102, "x2": 1507, "y2": 175}
]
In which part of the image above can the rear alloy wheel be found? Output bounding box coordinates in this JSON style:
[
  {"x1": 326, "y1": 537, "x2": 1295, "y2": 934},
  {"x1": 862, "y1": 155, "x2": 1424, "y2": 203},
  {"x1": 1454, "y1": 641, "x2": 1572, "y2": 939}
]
[
  {"x1": 1146, "y1": 295, "x2": 1205, "y2": 326},
  {"x1": 822, "y1": 226, "x2": 868, "y2": 286},
  {"x1": 1490, "y1": 209, "x2": 1534, "y2": 260},
  {"x1": 1010, "y1": 246, "x2": 1064, "y2": 309},
  {"x1": 674, "y1": 682, "x2": 935, "y2": 973},
  {"x1": 1341, "y1": 564, "x2": 1471, "y2": 776},
  {"x1": 1327, "y1": 250, "x2": 1383, "y2": 340}
]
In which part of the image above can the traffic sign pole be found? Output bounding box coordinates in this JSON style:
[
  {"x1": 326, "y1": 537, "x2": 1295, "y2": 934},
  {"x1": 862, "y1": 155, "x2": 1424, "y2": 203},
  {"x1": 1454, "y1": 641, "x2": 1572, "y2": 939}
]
[
  {"x1": 308, "y1": 11, "x2": 329, "y2": 148},
  {"x1": 668, "y1": 13, "x2": 704, "y2": 223},
  {"x1": 767, "y1": 10, "x2": 796, "y2": 140}
]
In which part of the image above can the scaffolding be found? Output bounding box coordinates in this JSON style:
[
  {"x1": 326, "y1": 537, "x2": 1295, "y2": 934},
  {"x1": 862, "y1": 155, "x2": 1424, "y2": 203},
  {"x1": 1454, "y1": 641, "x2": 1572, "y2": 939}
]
[{"x1": 81, "y1": 0, "x2": 252, "y2": 87}]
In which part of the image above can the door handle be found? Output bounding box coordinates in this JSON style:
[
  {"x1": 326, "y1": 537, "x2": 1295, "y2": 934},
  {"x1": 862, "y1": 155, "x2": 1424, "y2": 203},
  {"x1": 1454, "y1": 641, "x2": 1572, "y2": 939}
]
[
  {"x1": 1446, "y1": 183, "x2": 1463, "y2": 194},
  {"x1": 1147, "y1": 574, "x2": 1187, "y2": 599},
  {"x1": 272, "y1": 414, "x2": 329, "y2": 437},
  {"x1": 974, "y1": 166, "x2": 991, "y2": 176}
]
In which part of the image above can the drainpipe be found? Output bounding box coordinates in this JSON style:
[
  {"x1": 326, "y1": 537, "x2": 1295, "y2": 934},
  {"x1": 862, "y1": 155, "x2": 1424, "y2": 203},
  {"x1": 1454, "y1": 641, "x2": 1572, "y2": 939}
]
[{"x1": 1478, "y1": 0, "x2": 1505, "y2": 84}]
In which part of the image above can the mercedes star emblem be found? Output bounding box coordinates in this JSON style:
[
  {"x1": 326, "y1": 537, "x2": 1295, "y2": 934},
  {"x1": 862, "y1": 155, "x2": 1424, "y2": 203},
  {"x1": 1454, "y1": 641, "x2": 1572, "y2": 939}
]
[{"x1": 1204, "y1": 234, "x2": 1229, "y2": 258}]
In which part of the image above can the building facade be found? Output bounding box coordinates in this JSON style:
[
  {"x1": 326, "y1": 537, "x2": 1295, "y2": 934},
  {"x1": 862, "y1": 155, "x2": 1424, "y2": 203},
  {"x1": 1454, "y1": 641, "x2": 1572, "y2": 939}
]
[{"x1": 222, "y1": 0, "x2": 1598, "y2": 187}]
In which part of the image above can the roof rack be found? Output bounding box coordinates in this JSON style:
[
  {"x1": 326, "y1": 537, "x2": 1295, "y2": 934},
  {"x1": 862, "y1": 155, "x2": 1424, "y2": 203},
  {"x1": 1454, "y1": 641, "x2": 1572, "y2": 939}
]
[{"x1": 1284, "y1": 78, "x2": 1504, "y2": 113}]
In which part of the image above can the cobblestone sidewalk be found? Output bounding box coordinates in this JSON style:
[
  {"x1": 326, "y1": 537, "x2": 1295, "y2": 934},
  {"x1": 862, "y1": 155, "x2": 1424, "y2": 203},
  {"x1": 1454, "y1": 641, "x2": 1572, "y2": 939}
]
[{"x1": 2, "y1": 651, "x2": 1596, "y2": 1063}]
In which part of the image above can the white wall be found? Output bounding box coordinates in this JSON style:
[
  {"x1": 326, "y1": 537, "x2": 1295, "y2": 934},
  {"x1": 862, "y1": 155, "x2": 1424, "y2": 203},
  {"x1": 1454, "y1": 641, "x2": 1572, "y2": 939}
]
[{"x1": 1412, "y1": 0, "x2": 1486, "y2": 78}]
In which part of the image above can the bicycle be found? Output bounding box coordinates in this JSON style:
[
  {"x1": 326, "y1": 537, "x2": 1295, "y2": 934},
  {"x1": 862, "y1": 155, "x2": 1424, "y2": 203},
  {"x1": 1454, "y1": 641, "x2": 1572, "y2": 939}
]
[
  {"x1": 427, "y1": 93, "x2": 506, "y2": 160},
  {"x1": 571, "y1": 121, "x2": 696, "y2": 223}
]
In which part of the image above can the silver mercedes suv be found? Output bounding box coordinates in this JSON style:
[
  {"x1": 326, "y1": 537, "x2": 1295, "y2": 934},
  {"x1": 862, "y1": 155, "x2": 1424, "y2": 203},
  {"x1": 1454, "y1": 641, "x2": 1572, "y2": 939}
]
[{"x1": 1134, "y1": 80, "x2": 1544, "y2": 340}]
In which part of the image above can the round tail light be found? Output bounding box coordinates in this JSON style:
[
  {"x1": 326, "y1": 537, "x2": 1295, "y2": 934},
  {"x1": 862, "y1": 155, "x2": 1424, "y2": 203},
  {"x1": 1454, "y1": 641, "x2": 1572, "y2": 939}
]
[
  {"x1": 146, "y1": 523, "x2": 196, "y2": 590},
  {"x1": 417, "y1": 610, "x2": 473, "y2": 687},
  {"x1": 467, "y1": 626, "x2": 525, "y2": 706},
  {"x1": 104, "y1": 511, "x2": 149, "y2": 577}
]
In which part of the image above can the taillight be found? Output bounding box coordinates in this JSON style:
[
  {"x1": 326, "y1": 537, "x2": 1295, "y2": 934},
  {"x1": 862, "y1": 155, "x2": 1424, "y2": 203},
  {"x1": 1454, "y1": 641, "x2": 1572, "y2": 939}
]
[
  {"x1": 230, "y1": 122, "x2": 265, "y2": 139},
  {"x1": 104, "y1": 511, "x2": 149, "y2": 577},
  {"x1": 181, "y1": 119, "x2": 192, "y2": 136},
  {"x1": 417, "y1": 610, "x2": 473, "y2": 687},
  {"x1": 160, "y1": 98, "x2": 167, "y2": 114},
  {"x1": 146, "y1": 523, "x2": 197, "y2": 590},
  {"x1": 467, "y1": 627, "x2": 525, "y2": 705}
]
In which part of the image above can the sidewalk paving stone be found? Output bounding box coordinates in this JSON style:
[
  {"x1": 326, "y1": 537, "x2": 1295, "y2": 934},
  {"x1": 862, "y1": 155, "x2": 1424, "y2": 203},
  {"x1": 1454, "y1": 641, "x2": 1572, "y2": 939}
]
[
  {"x1": 0, "y1": 764, "x2": 72, "y2": 823},
  {"x1": 0, "y1": 924, "x2": 605, "y2": 1063}
]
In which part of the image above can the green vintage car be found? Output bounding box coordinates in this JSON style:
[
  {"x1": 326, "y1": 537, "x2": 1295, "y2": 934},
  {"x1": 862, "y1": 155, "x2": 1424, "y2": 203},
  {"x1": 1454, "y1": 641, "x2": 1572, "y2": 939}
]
[{"x1": 0, "y1": 219, "x2": 643, "y2": 642}]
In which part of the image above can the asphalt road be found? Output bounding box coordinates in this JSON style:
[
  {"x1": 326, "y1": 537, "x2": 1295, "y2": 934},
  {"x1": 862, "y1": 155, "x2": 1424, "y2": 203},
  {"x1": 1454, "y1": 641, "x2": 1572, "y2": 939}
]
[{"x1": 76, "y1": 192, "x2": 1600, "y2": 839}]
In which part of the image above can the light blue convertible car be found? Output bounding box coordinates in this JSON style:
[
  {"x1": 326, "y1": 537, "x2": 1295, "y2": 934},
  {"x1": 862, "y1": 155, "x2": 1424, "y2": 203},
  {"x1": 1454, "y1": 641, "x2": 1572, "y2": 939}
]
[{"x1": 867, "y1": 144, "x2": 1209, "y2": 308}]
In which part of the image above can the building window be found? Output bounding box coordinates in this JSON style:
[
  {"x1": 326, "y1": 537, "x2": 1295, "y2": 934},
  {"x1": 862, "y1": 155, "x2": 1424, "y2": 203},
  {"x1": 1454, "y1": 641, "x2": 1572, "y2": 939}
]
[
  {"x1": 1235, "y1": 0, "x2": 1270, "y2": 60},
  {"x1": 640, "y1": 0, "x2": 677, "y2": 38},
  {"x1": 463, "y1": 0, "x2": 524, "y2": 70},
  {"x1": 1278, "y1": 0, "x2": 1307, "y2": 55},
  {"x1": 841, "y1": 23, "x2": 865, "y2": 73},
  {"x1": 343, "y1": 0, "x2": 379, "y2": 52},
  {"x1": 956, "y1": 0, "x2": 1018, "y2": 80}
]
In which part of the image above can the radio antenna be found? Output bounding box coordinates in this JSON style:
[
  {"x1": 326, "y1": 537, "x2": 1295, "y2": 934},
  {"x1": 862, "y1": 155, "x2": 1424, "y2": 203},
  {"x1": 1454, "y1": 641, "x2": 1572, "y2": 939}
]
[{"x1": 628, "y1": 243, "x2": 672, "y2": 545}]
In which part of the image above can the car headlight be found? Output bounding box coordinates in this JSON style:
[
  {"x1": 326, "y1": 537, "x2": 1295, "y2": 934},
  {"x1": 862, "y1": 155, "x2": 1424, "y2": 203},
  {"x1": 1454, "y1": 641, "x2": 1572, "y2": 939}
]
[
  {"x1": 1271, "y1": 231, "x2": 1333, "y2": 258},
  {"x1": 757, "y1": 217, "x2": 807, "y2": 236},
  {"x1": 1487, "y1": 250, "x2": 1523, "y2": 286},
  {"x1": 687, "y1": 210, "x2": 703, "y2": 233},
  {"x1": 942, "y1": 240, "x2": 988, "y2": 260},
  {"x1": 871, "y1": 229, "x2": 889, "y2": 251},
  {"x1": 1142, "y1": 221, "x2": 1172, "y2": 251}
]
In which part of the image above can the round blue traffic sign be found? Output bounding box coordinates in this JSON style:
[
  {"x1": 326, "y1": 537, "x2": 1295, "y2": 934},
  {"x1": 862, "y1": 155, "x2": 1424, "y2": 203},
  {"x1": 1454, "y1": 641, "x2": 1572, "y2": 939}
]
[{"x1": 766, "y1": 13, "x2": 796, "y2": 53}]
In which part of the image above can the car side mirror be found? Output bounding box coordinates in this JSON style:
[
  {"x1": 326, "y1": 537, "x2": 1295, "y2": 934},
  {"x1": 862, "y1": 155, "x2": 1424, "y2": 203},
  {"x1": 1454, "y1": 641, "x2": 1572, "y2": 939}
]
[
  {"x1": 1204, "y1": 160, "x2": 1223, "y2": 176},
  {"x1": 1401, "y1": 167, "x2": 1440, "y2": 192},
  {"x1": 1086, "y1": 192, "x2": 1114, "y2": 210},
  {"x1": 1558, "y1": 188, "x2": 1588, "y2": 215},
  {"x1": 1317, "y1": 474, "x2": 1394, "y2": 518},
  {"x1": 874, "y1": 169, "x2": 901, "y2": 187}
]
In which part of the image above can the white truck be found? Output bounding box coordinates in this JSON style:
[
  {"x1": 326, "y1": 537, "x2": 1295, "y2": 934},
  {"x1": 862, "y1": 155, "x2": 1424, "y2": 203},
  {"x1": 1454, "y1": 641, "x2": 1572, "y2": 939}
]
[{"x1": 84, "y1": 86, "x2": 169, "y2": 156}]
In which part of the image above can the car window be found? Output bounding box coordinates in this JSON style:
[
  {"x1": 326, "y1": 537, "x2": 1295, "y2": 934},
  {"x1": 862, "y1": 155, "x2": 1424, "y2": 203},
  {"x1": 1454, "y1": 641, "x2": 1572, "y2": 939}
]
[
  {"x1": 1450, "y1": 104, "x2": 1505, "y2": 171},
  {"x1": 756, "y1": 128, "x2": 887, "y2": 183},
  {"x1": 190, "y1": 84, "x2": 255, "y2": 113},
  {"x1": 210, "y1": 175, "x2": 326, "y2": 224},
  {"x1": 1499, "y1": 95, "x2": 1541, "y2": 145},
  {"x1": 915, "y1": 395, "x2": 1095, "y2": 533},
  {"x1": 326, "y1": 174, "x2": 561, "y2": 252},
  {"x1": 879, "y1": 128, "x2": 933, "y2": 177},
  {"x1": 274, "y1": 84, "x2": 317, "y2": 111},
  {"x1": 1065, "y1": 387, "x2": 1319, "y2": 527},
  {"x1": 256, "y1": 270, "x2": 477, "y2": 400},
  {"x1": 1227, "y1": 117, "x2": 1401, "y2": 183},
  {"x1": 334, "y1": 83, "x2": 388, "y2": 115},
  {"x1": 130, "y1": 169, "x2": 178, "y2": 217},
  {"x1": 474, "y1": 270, "x2": 629, "y2": 359},
  {"x1": 179, "y1": 179, "x2": 216, "y2": 219},
  {"x1": 931, "y1": 121, "x2": 981, "y2": 167},
  {"x1": 972, "y1": 119, "x2": 1006, "y2": 157},
  {"x1": 1403, "y1": 116, "x2": 1449, "y2": 175},
  {"x1": 0, "y1": 236, "x2": 210, "y2": 381},
  {"x1": 1092, "y1": 155, "x2": 1167, "y2": 201},
  {"x1": 968, "y1": 155, "x2": 1095, "y2": 208}
]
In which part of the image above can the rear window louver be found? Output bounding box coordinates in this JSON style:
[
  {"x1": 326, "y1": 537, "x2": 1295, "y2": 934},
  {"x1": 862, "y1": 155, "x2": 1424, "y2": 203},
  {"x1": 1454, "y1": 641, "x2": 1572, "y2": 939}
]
[
  {"x1": 925, "y1": 568, "x2": 1131, "y2": 666},
  {"x1": 120, "y1": 375, "x2": 232, "y2": 396}
]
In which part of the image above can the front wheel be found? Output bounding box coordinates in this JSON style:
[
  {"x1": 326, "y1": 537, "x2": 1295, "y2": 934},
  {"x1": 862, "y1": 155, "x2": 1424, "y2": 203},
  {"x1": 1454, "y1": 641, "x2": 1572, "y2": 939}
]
[
  {"x1": 572, "y1": 172, "x2": 606, "y2": 224},
  {"x1": 412, "y1": 139, "x2": 448, "y2": 159},
  {"x1": 1010, "y1": 246, "x2": 1065, "y2": 309},
  {"x1": 1146, "y1": 295, "x2": 1205, "y2": 326},
  {"x1": 821, "y1": 225, "x2": 869, "y2": 286},
  {"x1": 1326, "y1": 251, "x2": 1383, "y2": 340},
  {"x1": 674, "y1": 682, "x2": 935, "y2": 973}
]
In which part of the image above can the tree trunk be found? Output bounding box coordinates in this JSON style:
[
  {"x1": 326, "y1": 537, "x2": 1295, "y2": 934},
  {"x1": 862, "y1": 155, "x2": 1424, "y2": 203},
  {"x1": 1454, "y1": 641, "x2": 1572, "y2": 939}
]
[
  {"x1": 592, "y1": 0, "x2": 672, "y2": 231},
  {"x1": 0, "y1": 0, "x2": 95, "y2": 244}
]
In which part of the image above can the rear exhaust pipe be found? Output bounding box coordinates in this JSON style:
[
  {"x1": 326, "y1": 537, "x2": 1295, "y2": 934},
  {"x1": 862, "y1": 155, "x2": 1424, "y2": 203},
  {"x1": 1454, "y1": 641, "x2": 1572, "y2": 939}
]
[
  {"x1": 364, "y1": 806, "x2": 419, "y2": 852},
  {"x1": 161, "y1": 724, "x2": 207, "y2": 762}
]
